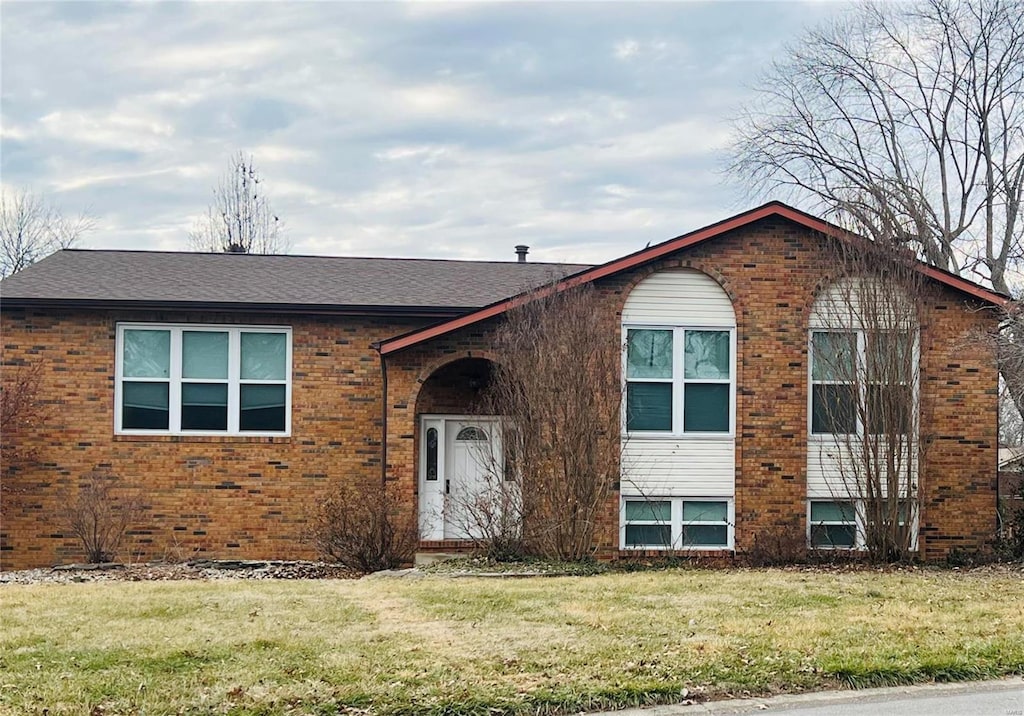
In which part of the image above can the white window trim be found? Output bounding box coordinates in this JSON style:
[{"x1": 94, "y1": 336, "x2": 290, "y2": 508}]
[
  {"x1": 623, "y1": 324, "x2": 736, "y2": 439},
  {"x1": 806, "y1": 499, "x2": 918, "y2": 551},
  {"x1": 808, "y1": 329, "x2": 918, "y2": 440},
  {"x1": 115, "y1": 323, "x2": 292, "y2": 437},
  {"x1": 620, "y1": 496, "x2": 735, "y2": 551}
]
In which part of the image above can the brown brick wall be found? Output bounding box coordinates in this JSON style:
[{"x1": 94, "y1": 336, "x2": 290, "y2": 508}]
[
  {"x1": 1, "y1": 217, "x2": 1001, "y2": 568},
  {"x1": 382, "y1": 218, "x2": 1000, "y2": 561},
  {"x1": 0, "y1": 308, "x2": 425, "y2": 569}
]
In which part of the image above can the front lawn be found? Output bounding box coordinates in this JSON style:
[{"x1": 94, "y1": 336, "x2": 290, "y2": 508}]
[{"x1": 2, "y1": 568, "x2": 1022, "y2": 715}]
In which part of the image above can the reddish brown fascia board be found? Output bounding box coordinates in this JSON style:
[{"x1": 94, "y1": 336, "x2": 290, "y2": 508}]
[{"x1": 382, "y1": 202, "x2": 1010, "y2": 356}]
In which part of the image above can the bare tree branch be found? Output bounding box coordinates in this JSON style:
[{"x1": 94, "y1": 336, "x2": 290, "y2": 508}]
[
  {"x1": 0, "y1": 189, "x2": 93, "y2": 278},
  {"x1": 188, "y1": 152, "x2": 289, "y2": 254},
  {"x1": 810, "y1": 237, "x2": 932, "y2": 561},
  {"x1": 730, "y1": 0, "x2": 1024, "y2": 294}
]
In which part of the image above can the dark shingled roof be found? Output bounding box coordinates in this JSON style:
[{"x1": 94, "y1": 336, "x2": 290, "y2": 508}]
[{"x1": 0, "y1": 250, "x2": 592, "y2": 314}]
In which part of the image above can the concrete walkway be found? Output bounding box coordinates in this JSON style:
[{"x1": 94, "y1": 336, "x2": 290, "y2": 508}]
[{"x1": 603, "y1": 677, "x2": 1024, "y2": 716}]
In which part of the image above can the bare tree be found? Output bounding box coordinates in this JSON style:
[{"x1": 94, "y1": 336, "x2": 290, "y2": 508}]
[
  {"x1": 478, "y1": 283, "x2": 622, "y2": 561},
  {"x1": 998, "y1": 376, "x2": 1024, "y2": 445},
  {"x1": 731, "y1": 0, "x2": 1024, "y2": 294},
  {"x1": 188, "y1": 153, "x2": 289, "y2": 254},
  {"x1": 1, "y1": 189, "x2": 93, "y2": 277},
  {"x1": 809, "y1": 238, "x2": 931, "y2": 561},
  {"x1": 0, "y1": 362, "x2": 48, "y2": 484}
]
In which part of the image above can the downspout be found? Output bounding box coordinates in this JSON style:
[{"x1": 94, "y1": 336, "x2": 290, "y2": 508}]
[
  {"x1": 377, "y1": 345, "x2": 388, "y2": 490},
  {"x1": 996, "y1": 317, "x2": 1010, "y2": 540},
  {"x1": 996, "y1": 341, "x2": 1003, "y2": 540}
]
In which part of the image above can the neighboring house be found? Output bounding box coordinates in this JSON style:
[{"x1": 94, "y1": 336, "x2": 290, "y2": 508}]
[
  {"x1": 0, "y1": 202, "x2": 1007, "y2": 569},
  {"x1": 998, "y1": 447, "x2": 1024, "y2": 534},
  {"x1": 998, "y1": 448, "x2": 1024, "y2": 495}
]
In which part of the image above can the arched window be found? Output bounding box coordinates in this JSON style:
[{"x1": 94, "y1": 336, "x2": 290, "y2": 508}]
[
  {"x1": 455, "y1": 426, "x2": 488, "y2": 441},
  {"x1": 619, "y1": 268, "x2": 738, "y2": 552}
]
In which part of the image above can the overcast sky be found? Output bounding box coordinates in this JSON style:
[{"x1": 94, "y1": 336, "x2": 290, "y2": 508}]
[{"x1": 1, "y1": 1, "x2": 847, "y2": 264}]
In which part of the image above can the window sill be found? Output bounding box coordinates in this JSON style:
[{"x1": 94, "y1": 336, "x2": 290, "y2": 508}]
[
  {"x1": 114, "y1": 434, "x2": 292, "y2": 444},
  {"x1": 620, "y1": 545, "x2": 733, "y2": 551},
  {"x1": 618, "y1": 548, "x2": 734, "y2": 558},
  {"x1": 623, "y1": 433, "x2": 735, "y2": 441}
]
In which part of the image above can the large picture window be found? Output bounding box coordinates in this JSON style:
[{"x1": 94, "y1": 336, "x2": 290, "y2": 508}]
[
  {"x1": 625, "y1": 327, "x2": 733, "y2": 434},
  {"x1": 116, "y1": 324, "x2": 291, "y2": 435}
]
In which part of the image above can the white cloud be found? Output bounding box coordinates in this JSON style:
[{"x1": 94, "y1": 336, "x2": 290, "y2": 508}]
[
  {"x1": 374, "y1": 145, "x2": 451, "y2": 163},
  {"x1": 39, "y1": 110, "x2": 175, "y2": 151},
  {"x1": 249, "y1": 144, "x2": 318, "y2": 163},
  {"x1": 0, "y1": 1, "x2": 845, "y2": 260},
  {"x1": 145, "y1": 38, "x2": 284, "y2": 72},
  {"x1": 614, "y1": 39, "x2": 641, "y2": 60}
]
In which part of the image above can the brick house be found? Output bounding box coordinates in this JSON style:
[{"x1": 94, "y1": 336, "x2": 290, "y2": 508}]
[{"x1": 0, "y1": 202, "x2": 1007, "y2": 569}]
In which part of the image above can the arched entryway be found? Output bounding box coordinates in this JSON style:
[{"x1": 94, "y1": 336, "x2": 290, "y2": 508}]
[{"x1": 415, "y1": 357, "x2": 504, "y2": 541}]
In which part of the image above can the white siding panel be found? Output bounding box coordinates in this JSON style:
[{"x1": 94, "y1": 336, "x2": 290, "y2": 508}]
[
  {"x1": 621, "y1": 438, "x2": 735, "y2": 497},
  {"x1": 810, "y1": 278, "x2": 914, "y2": 330},
  {"x1": 807, "y1": 440, "x2": 918, "y2": 498},
  {"x1": 623, "y1": 269, "x2": 736, "y2": 327},
  {"x1": 807, "y1": 441, "x2": 853, "y2": 498}
]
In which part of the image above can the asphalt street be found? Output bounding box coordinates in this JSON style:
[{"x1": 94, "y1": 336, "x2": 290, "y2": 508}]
[{"x1": 604, "y1": 678, "x2": 1024, "y2": 716}]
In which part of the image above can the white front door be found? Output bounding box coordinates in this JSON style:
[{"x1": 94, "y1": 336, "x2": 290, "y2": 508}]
[{"x1": 419, "y1": 417, "x2": 501, "y2": 540}]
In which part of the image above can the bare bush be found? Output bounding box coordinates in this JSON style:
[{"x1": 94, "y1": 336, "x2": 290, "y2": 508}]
[
  {"x1": 998, "y1": 465, "x2": 1024, "y2": 559},
  {"x1": 309, "y1": 480, "x2": 417, "y2": 573},
  {"x1": 58, "y1": 473, "x2": 144, "y2": 564},
  {"x1": 740, "y1": 522, "x2": 808, "y2": 567},
  {"x1": 480, "y1": 283, "x2": 622, "y2": 561}
]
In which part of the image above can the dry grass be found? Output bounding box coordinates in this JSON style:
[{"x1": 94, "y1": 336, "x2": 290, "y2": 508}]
[{"x1": 1, "y1": 568, "x2": 1022, "y2": 715}]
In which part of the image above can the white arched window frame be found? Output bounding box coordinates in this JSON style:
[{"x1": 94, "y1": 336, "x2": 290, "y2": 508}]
[
  {"x1": 806, "y1": 278, "x2": 920, "y2": 551},
  {"x1": 618, "y1": 268, "x2": 738, "y2": 552}
]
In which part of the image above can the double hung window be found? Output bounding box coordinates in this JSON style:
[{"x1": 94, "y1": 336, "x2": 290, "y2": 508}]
[
  {"x1": 625, "y1": 328, "x2": 733, "y2": 434},
  {"x1": 810, "y1": 330, "x2": 913, "y2": 435},
  {"x1": 116, "y1": 324, "x2": 291, "y2": 435}
]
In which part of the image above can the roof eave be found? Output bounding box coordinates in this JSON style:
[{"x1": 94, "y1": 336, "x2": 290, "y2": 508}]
[
  {"x1": 0, "y1": 297, "x2": 480, "y2": 319},
  {"x1": 377, "y1": 202, "x2": 1009, "y2": 355}
]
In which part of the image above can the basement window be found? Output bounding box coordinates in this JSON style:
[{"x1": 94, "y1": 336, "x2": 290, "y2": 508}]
[
  {"x1": 116, "y1": 323, "x2": 291, "y2": 436},
  {"x1": 808, "y1": 501, "x2": 857, "y2": 548},
  {"x1": 622, "y1": 497, "x2": 733, "y2": 550}
]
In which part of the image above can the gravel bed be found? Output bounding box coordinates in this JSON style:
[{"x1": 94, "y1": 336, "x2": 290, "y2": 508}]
[{"x1": 0, "y1": 559, "x2": 357, "y2": 585}]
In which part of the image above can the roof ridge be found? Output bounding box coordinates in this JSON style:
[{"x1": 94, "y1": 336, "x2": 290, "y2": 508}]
[{"x1": 54, "y1": 248, "x2": 592, "y2": 267}]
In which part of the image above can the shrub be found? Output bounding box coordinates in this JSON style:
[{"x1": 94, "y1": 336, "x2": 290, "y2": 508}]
[
  {"x1": 58, "y1": 472, "x2": 143, "y2": 563},
  {"x1": 309, "y1": 480, "x2": 417, "y2": 574},
  {"x1": 739, "y1": 522, "x2": 808, "y2": 567}
]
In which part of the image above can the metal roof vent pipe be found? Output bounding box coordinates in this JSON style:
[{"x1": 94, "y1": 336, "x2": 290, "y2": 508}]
[{"x1": 515, "y1": 245, "x2": 529, "y2": 263}]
